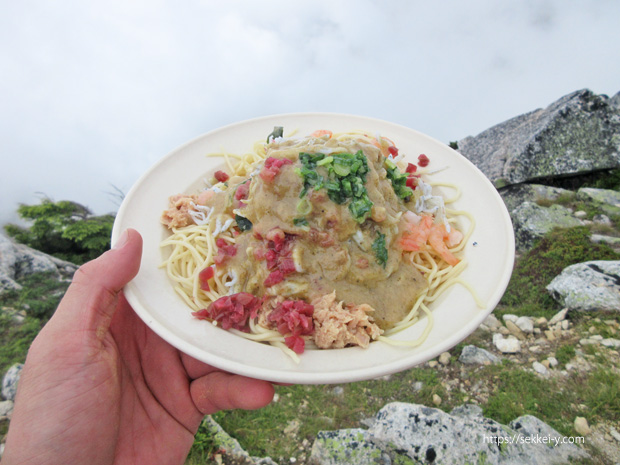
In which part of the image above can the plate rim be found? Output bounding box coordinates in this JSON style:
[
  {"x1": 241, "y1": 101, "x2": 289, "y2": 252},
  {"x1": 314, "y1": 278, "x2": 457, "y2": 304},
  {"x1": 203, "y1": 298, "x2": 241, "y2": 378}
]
[{"x1": 112, "y1": 112, "x2": 515, "y2": 384}]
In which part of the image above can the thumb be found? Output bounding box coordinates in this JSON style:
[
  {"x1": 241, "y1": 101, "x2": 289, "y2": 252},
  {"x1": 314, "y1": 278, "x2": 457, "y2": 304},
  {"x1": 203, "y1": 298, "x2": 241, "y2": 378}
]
[{"x1": 51, "y1": 228, "x2": 143, "y2": 338}]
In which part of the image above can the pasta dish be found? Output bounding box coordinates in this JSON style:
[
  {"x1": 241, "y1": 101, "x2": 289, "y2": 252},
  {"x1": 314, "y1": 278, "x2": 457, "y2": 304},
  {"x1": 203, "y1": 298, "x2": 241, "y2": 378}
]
[{"x1": 160, "y1": 128, "x2": 476, "y2": 361}]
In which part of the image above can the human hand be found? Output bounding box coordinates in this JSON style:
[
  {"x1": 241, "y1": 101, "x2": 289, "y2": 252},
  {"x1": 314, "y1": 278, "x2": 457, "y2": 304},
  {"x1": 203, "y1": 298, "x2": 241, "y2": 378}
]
[{"x1": 2, "y1": 229, "x2": 275, "y2": 465}]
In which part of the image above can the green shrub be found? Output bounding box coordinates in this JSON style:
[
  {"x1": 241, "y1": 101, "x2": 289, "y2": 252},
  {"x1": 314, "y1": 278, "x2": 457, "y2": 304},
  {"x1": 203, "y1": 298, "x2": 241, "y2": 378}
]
[{"x1": 4, "y1": 198, "x2": 114, "y2": 264}]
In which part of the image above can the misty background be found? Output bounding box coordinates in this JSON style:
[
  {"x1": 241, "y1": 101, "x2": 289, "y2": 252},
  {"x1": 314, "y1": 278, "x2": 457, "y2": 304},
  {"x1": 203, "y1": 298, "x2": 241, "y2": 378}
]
[{"x1": 2, "y1": 0, "x2": 619, "y2": 227}]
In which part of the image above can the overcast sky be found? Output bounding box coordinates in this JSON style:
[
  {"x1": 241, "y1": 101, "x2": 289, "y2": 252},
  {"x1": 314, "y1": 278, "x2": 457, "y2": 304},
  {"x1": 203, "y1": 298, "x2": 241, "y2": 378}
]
[{"x1": 2, "y1": 0, "x2": 619, "y2": 227}]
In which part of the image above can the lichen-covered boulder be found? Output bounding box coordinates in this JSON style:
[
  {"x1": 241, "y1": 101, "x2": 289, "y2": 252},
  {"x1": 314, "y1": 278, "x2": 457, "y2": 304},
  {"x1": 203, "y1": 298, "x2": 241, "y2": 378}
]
[
  {"x1": 576, "y1": 187, "x2": 620, "y2": 217},
  {"x1": 310, "y1": 429, "x2": 386, "y2": 465},
  {"x1": 457, "y1": 89, "x2": 620, "y2": 187},
  {"x1": 364, "y1": 402, "x2": 586, "y2": 465},
  {"x1": 511, "y1": 201, "x2": 582, "y2": 250},
  {"x1": 500, "y1": 184, "x2": 573, "y2": 215},
  {"x1": 546, "y1": 260, "x2": 620, "y2": 312}
]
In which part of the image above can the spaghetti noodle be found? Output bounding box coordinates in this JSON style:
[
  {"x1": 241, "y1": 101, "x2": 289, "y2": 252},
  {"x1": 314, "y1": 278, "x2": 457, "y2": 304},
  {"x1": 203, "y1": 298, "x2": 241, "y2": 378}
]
[{"x1": 160, "y1": 129, "x2": 479, "y2": 361}]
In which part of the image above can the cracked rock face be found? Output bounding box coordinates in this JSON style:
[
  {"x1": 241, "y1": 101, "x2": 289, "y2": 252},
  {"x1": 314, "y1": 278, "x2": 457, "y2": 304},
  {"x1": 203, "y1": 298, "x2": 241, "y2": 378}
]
[
  {"x1": 457, "y1": 89, "x2": 620, "y2": 188},
  {"x1": 546, "y1": 260, "x2": 620, "y2": 312},
  {"x1": 311, "y1": 402, "x2": 589, "y2": 465}
]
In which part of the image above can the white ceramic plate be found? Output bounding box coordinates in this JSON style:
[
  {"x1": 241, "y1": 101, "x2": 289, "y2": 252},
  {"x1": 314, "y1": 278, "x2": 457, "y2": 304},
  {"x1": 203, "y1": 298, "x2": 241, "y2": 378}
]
[{"x1": 112, "y1": 113, "x2": 515, "y2": 384}]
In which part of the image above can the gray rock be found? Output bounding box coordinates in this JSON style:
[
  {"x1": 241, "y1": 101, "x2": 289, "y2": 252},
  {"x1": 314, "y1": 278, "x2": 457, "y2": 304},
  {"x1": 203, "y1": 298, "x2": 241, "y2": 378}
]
[
  {"x1": 310, "y1": 429, "x2": 386, "y2": 465},
  {"x1": 459, "y1": 345, "x2": 501, "y2": 365},
  {"x1": 546, "y1": 260, "x2": 620, "y2": 312},
  {"x1": 457, "y1": 89, "x2": 620, "y2": 187},
  {"x1": 0, "y1": 234, "x2": 78, "y2": 294},
  {"x1": 500, "y1": 184, "x2": 573, "y2": 215},
  {"x1": 337, "y1": 402, "x2": 589, "y2": 465},
  {"x1": 576, "y1": 187, "x2": 620, "y2": 217},
  {"x1": 515, "y1": 316, "x2": 534, "y2": 334},
  {"x1": 532, "y1": 361, "x2": 548, "y2": 376},
  {"x1": 450, "y1": 404, "x2": 484, "y2": 419},
  {"x1": 493, "y1": 334, "x2": 522, "y2": 354},
  {"x1": 0, "y1": 399, "x2": 14, "y2": 419},
  {"x1": 2, "y1": 363, "x2": 23, "y2": 401},
  {"x1": 591, "y1": 234, "x2": 620, "y2": 247},
  {"x1": 511, "y1": 201, "x2": 582, "y2": 250}
]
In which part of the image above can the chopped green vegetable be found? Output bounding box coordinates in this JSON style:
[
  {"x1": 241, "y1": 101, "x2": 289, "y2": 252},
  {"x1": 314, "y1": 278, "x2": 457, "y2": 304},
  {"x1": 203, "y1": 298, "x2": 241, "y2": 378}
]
[
  {"x1": 296, "y1": 198, "x2": 312, "y2": 215},
  {"x1": 293, "y1": 217, "x2": 308, "y2": 227},
  {"x1": 384, "y1": 159, "x2": 414, "y2": 200},
  {"x1": 266, "y1": 126, "x2": 284, "y2": 143},
  {"x1": 235, "y1": 214, "x2": 253, "y2": 232},
  {"x1": 297, "y1": 149, "x2": 373, "y2": 223},
  {"x1": 372, "y1": 232, "x2": 388, "y2": 268}
]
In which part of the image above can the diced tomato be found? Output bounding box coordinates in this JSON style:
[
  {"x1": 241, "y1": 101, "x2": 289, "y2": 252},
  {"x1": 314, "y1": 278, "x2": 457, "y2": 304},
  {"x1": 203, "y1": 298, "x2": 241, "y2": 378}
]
[
  {"x1": 406, "y1": 176, "x2": 417, "y2": 189},
  {"x1": 405, "y1": 163, "x2": 417, "y2": 174},
  {"x1": 388, "y1": 145, "x2": 399, "y2": 157},
  {"x1": 418, "y1": 154, "x2": 430, "y2": 167},
  {"x1": 194, "y1": 292, "x2": 261, "y2": 331},
  {"x1": 214, "y1": 170, "x2": 229, "y2": 182},
  {"x1": 259, "y1": 157, "x2": 293, "y2": 182},
  {"x1": 198, "y1": 266, "x2": 214, "y2": 291}
]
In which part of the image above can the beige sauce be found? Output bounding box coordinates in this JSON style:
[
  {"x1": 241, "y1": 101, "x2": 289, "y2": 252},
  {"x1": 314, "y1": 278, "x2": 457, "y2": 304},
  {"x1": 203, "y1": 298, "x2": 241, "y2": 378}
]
[{"x1": 221, "y1": 138, "x2": 426, "y2": 330}]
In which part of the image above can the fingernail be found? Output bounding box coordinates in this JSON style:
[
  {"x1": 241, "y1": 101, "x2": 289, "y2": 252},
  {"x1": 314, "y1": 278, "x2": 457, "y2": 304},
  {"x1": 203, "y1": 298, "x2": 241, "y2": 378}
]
[{"x1": 113, "y1": 229, "x2": 130, "y2": 249}]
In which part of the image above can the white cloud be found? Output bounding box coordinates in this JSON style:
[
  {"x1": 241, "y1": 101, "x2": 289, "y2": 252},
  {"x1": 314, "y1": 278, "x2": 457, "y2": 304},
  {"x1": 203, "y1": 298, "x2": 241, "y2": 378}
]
[{"x1": 1, "y1": 0, "x2": 619, "y2": 226}]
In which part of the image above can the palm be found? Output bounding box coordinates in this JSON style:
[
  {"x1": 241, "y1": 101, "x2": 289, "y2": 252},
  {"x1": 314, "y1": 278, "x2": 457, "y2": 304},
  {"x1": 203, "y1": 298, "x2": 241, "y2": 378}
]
[{"x1": 3, "y1": 230, "x2": 274, "y2": 465}]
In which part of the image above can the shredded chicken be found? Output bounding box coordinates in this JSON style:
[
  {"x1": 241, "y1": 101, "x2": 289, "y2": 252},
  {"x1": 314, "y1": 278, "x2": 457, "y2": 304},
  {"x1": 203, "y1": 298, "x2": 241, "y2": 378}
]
[
  {"x1": 161, "y1": 194, "x2": 198, "y2": 229},
  {"x1": 312, "y1": 291, "x2": 383, "y2": 349}
]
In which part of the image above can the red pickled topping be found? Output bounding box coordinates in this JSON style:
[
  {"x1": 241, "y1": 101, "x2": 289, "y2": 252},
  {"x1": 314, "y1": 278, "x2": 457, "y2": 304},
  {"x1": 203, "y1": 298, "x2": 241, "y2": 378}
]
[
  {"x1": 268, "y1": 300, "x2": 314, "y2": 339},
  {"x1": 194, "y1": 292, "x2": 261, "y2": 331},
  {"x1": 264, "y1": 270, "x2": 285, "y2": 287},
  {"x1": 214, "y1": 240, "x2": 237, "y2": 265},
  {"x1": 418, "y1": 154, "x2": 430, "y2": 167},
  {"x1": 279, "y1": 258, "x2": 297, "y2": 275},
  {"x1": 198, "y1": 266, "x2": 214, "y2": 291},
  {"x1": 259, "y1": 157, "x2": 293, "y2": 182},
  {"x1": 405, "y1": 163, "x2": 417, "y2": 174},
  {"x1": 234, "y1": 181, "x2": 251, "y2": 201},
  {"x1": 214, "y1": 170, "x2": 229, "y2": 182},
  {"x1": 387, "y1": 145, "x2": 399, "y2": 157},
  {"x1": 285, "y1": 335, "x2": 306, "y2": 354}
]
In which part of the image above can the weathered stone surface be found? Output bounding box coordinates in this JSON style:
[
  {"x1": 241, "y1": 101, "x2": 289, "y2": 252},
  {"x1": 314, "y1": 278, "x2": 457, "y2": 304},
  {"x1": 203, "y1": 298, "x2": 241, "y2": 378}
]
[
  {"x1": 2, "y1": 364, "x2": 23, "y2": 401},
  {"x1": 500, "y1": 184, "x2": 573, "y2": 215},
  {"x1": 493, "y1": 334, "x2": 521, "y2": 353},
  {"x1": 576, "y1": 187, "x2": 620, "y2": 217},
  {"x1": 310, "y1": 429, "x2": 385, "y2": 465},
  {"x1": 324, "y1": 402, "x2": 589, "y2": 465},
  {"x1": 546, "y1": 260, "x2": 620, "y2": 312},
  {"x1": 511, "y1": 201, "x2": 583, "y2": 250},
  {"x1": 457, "y1": 89, "x2": 620, "y2": 187},
  {"x1": 459, "y1": 345, "x2": 501, "y2": 365},
  {"x1": 0, "y1": 234, "x2": 77, "y2": 293}
]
